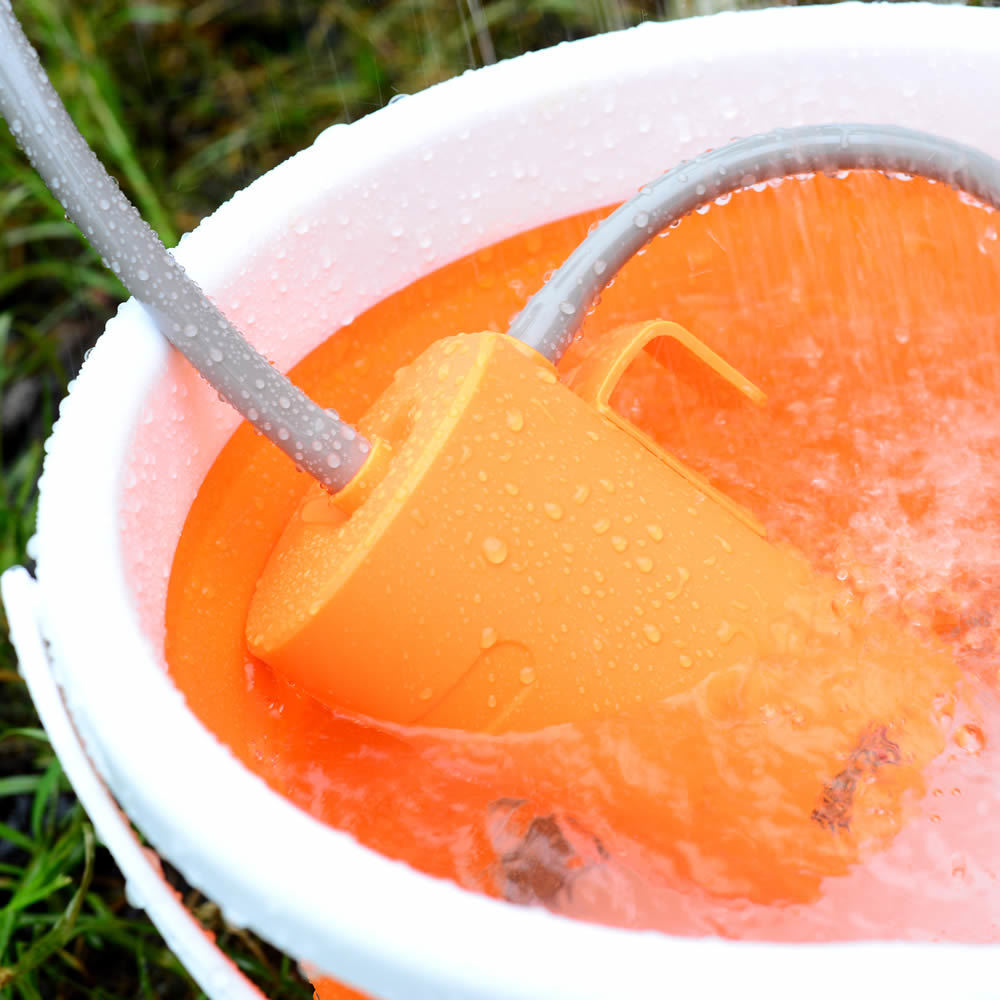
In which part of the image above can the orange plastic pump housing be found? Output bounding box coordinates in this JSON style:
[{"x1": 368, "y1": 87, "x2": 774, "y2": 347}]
[{"x1": 246, "y1": 320, "x2": 959, "y2": 734}]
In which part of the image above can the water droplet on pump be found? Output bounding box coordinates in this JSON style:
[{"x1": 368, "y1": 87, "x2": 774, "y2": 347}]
[
  {"x1": 642, "y1": 623, "x2": 662, "y2": 644},
  {"x1": 481, "y1": 536, "x2": 508, "y2": 564}
]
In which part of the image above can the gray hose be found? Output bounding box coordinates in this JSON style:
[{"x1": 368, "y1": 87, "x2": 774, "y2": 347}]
[
  {"x1": 510, "y1": 124, "x2": 1000, "y2": 364},
  {"x1": 0, "y1": 1, "x2": 370, "y2": 491}
]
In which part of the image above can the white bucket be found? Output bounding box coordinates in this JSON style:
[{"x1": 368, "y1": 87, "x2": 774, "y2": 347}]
[{"x1": 6, "y1": 4, "x2": 1000, "y2": 997}]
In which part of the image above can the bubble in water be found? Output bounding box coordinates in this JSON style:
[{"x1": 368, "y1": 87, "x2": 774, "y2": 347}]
[{"x1": 956, "y1": 724, "x2": 985, "y2": 754}]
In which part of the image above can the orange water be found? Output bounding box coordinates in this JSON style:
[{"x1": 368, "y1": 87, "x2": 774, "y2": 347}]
[{"x1": 166, "y1": 173, "x2": 1000, "y2": 959}]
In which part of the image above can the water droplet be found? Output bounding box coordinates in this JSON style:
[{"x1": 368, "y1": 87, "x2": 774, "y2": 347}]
[
  {"x1": 642, "y1": 623, "x2": 662, "y2": 644},
  {"x1": 679, "y1": 654, "x2": 693, "y2": 668},
  {"x1": 481, "y1": 536, "x2": 508, "y2": 564},
  {"x1": 956, "y1": 724, "x2": 985, "y2": 754},
  {"x1": 506, "y1": 408, "x2": 524, "y2": 432},
  {"x1": 666, "y1": 566, "x2": 691, "y2": 600},
  {"x1": 592, "y1": 518, "x2": 610, "y2": 535},
  {"x1": 137, "y1": 269, "x2": 149, "y2": 281},
  {"x1": 480, "y1": 626, "x2": 498, "y2": 649},
  {"x1": 593, "y1": 259, "x2": 607, "y2": 275},
  {"x1": 487, "y1": 694, "x2": 497, "y2": 708},
  {"x1": 544, "y1": 502, "x2": 563, "y2": 521},
  {"x1": 559, "y1": 301, "x2": 576, "y2": 316},
  {"x1": 646, "y1": 524, "x2": 664, "y2": 541},
  {"x1": 183, "y1": 324, "x2": 198, "y2": 338},
  {"x1": 99, "y1": 198, "x2": 110, "y2": 211},
  {"x1": 326, "y1": 453, "x2": 343, "y2": 468},
  {"x1": 573, "y1": 484, "x2": 590, "y2": 505},
  {"x1": 504, "y1": 482, "x2": 519, "y2": 496},
  {"x1": 636, "y1": 555, "x2": 653, "y2": 573},
  {"x1": 633, "y1": 211, "x2": 650, "y2": 229},
  {"x1": 519, "y1": 666, "x2": 536, "y2": 685},
  {"x1": 418, "y1": 687, "x2": 434, "y2": 701},
  {"x1": 611, "y1": 535, "x2": 627, "y2": 553}
]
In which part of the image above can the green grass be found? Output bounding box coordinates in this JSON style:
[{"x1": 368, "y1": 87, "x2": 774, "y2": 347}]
[{"x1": 0, "y1": 0, "x2": 964, "y2": 996}]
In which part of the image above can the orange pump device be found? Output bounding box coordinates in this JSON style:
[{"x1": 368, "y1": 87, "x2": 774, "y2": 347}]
[
  {"x1": 246, "y1": 319, "x2": 959, "y2": 733},
  {"x1": 248, "y1": 125, "x2": 995, "y2": 738}
]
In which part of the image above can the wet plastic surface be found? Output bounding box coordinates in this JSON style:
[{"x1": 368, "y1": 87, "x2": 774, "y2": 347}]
[{"x1": 169, "y1": 171, "x2": 1000, "y2": 946}]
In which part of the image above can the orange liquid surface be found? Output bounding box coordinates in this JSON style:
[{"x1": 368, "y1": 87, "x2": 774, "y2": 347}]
[{"x1": 166, "y1": 173, "x2": 1000, "y2": 956}]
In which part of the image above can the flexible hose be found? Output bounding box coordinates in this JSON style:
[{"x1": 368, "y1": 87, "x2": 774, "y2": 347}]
[
  {"x1": 510, "y1": 124, "x2": 1000, "y2": 364},
  {"x1": 0, "y1": 1, "x2": 371, "y2": 491}
]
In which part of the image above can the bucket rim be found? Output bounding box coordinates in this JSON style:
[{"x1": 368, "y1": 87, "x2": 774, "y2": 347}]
[{"x1": 29, "y1": 4, "x2": 1000, "y2": 998}]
